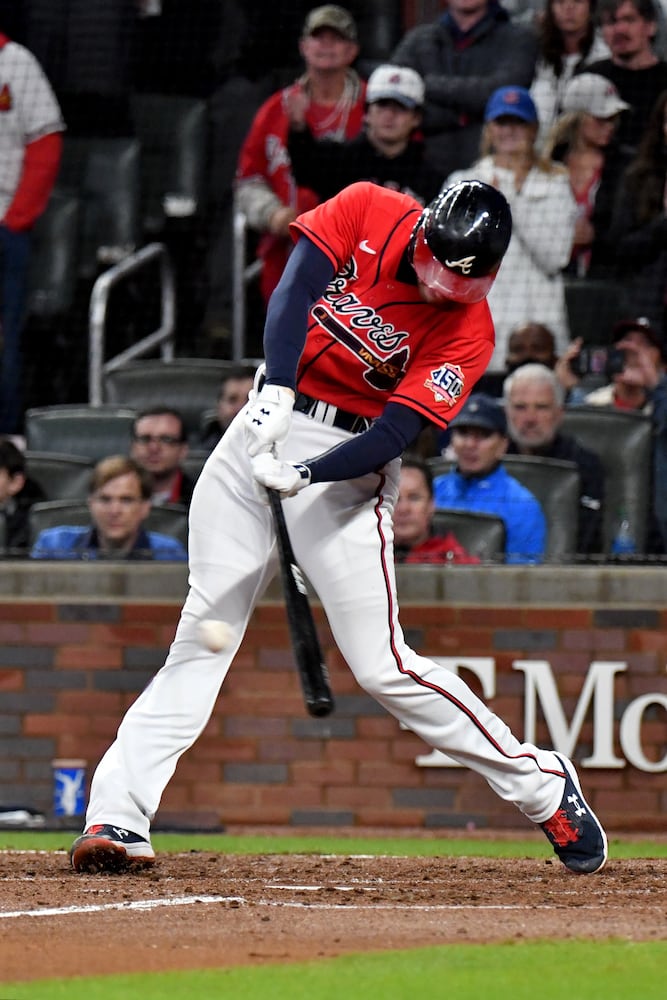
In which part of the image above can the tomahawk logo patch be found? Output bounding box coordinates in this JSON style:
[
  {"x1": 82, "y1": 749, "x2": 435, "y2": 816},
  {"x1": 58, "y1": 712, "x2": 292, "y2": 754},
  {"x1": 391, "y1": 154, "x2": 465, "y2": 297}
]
[{"x1": 425, "y1": 363, "x2": 465, "y2": 405}]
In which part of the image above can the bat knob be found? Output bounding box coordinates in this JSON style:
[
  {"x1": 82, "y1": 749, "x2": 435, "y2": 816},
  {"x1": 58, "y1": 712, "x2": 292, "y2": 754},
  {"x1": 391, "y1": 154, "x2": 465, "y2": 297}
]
[{"x1": 308, "y1": 697, "x2": 335, "y2": 718}]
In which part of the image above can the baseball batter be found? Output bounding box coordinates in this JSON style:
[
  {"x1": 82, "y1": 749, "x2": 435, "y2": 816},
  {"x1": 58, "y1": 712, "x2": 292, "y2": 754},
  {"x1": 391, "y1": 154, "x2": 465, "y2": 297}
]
[{"x1": 70, "y1": 181, "x2": 607, "y2": 876}]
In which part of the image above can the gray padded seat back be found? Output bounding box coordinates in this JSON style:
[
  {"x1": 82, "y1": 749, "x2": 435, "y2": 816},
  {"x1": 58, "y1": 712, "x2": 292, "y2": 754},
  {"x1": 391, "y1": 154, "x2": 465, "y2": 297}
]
[
  {"x1": 28, "y1": 190, "x2": 81, "y2": 317},
  {"x1": 432, "y1": 508, "x2": 506, "y2": 563},
  {"x1": 57, "y1": 136, "x2": 141, "y2": 277},
  {"x1": 130, "y1": 93, "x2": 207, "y2": 234},
  {"x1": 502, "y1": 455, "x2": 581, "y2": 562},
  {"x1": 24, "y1": 452, "x2": 94, "y2": 501},
  {"x1": 561, "y1": 406, "x2": 652, "y2": 553},
  {"x1": 103, "y1": 359, "x2": 239, "y2": 441},
  {"x1": 25, "y1": 406, "x2": 137, "y2": 462}
]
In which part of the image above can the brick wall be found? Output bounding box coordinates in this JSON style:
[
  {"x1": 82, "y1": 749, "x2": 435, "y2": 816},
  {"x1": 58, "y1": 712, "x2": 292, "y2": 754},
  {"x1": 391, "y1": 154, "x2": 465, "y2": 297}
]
[{"x1": 1, "y1": 563, "x2": 666, "y2": 833}]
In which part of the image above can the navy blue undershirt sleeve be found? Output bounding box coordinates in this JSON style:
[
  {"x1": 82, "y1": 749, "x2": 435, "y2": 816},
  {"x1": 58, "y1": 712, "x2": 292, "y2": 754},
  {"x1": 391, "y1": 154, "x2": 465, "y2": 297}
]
[
  {"x1": 263, "y1": 237, "x2": 335, "y2": 389},
  {"x1": 306, "y1": 403, "x2": 428, "y2": 483}
]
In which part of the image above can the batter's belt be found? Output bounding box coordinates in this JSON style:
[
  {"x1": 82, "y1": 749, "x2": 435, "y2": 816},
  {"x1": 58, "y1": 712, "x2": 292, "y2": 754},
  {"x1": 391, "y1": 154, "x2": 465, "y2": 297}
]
[{"x1": 294, "y1": 393, "x2": 373, "y2": 434}]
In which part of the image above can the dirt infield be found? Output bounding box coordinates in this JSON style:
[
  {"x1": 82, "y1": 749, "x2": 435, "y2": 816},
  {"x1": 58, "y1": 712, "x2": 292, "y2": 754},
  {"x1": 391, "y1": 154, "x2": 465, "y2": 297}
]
[{"x1": 1, "y1": 850, "x2": 666, "y2": 982}]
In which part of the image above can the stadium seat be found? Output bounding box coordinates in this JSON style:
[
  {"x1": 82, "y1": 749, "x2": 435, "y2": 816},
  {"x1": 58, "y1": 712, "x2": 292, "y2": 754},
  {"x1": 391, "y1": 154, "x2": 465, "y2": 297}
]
[
  {"x1": 563, "y1": 277, "x2": 624, "y2": 345},
  {"x1": 24, "y1": 405, "x2": 137, "y2": 462},
  {"x1": 103, "y1": 358, "x2": 239, "y2": 441},
  {"x1": 502, "y1": 455, "x2": 581, "y2": 562},
  {"x1": 181, "y1": 450, "x2": 210, "y2": 483},
  {"x1": 29, "y1": 499, "x2": 188, "y2": 550},
  {"x1": 27, "y1": 190, "x2": 81, "y2": 319},
  {"x1": 561, "y1": 406, "x2": 652, "y2": 554},
  {"x1": 428, "y1": 454, "x2": 581, "y2": 562},
  {"x1": 130, "y1": 93, "x2": 207, "y2": 236},
  {"x1": 56, "y1": 136, "x2": 142, "y2": 278},
  {"x1": 24, "y1": 452, "x2": 94, "y2": 501},
  {"x1": 432, "y1": 508, "x2": 506, "y2": 563}
]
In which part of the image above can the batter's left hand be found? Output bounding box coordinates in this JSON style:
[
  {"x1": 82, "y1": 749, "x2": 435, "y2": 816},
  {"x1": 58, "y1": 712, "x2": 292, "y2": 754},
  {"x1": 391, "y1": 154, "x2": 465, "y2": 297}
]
[{"x1": 251, "y1": 453, "x2": 311, "y2": 497}]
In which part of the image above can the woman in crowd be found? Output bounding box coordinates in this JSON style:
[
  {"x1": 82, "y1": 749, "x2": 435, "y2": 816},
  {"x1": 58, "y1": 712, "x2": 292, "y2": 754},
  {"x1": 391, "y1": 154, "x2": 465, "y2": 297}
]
[
  {"x1": 544, "y1": 72, "x2": 629, "y2": 276},
  {"x1": 530, "y1": 0, "x2": 610, "y2": 150},
  {"x1": 446, "y1": 86, "x2": 577, "y2": 373}
]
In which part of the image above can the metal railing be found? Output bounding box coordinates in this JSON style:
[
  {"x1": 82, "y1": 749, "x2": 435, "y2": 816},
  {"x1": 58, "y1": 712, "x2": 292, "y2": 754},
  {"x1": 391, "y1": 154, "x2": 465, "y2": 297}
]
[
  {"x1": 88, "y1": 242, "x2": 176, "y2": 406},
  {"x1": 231, "y1": 206, "x2": 262, "y2": 362}
]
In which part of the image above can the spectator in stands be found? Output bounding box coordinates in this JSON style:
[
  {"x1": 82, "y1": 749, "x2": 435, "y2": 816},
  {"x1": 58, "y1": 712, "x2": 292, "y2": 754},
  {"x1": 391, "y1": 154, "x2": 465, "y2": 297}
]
[
  {"x1": 200, "y1": 364, "x2": 257, "y2": 451},
  {"x1": 544, "y1": 73, "x2": 629, "y2": 276},
  {"x1": 130, "y1": 408, "x2": 195, "y2": 507},
  {"x1": 235, "y1": 5, "x2": 366, "y2": 307},
  {"x1": 608, "y1": 88, "x2": 667, "y2": 331},
  {"x1": 587, "y1": 0, "x2": 667, "y2": 167},
  {"x1": 504, "y1": 363, "x2": 606, "y2": 554},
  {"x1": 394, "y1": 456, "x2": 480, "y2": 564},
  {"x1": 582, "y1": 316, "x2": 667, "y2": 409},
  {"x1": 531, "y1": 0, "x2": 611, "y2": 150},
  {"x1": 0, "y1": 27, "x2": 64, "y2": 435},
  {"x1": 30, "y1": 455, "x2": 188, "y2": 561},
  {"x1": 432, "y1": 394, "x2": 547, "y2": 564},
  {"x1": 477, "y1": 320, "x2": 589, "y2": 401},
  {"x1": 389, "y1": 0, "x2": 538, "y2": 177},
  {"x1": 286, "y1": 65, "x2": 442, "y2": 205},
  {"x1": 446, "y1": 87, "x2": 577, "y2": 373},
  {"x1": 0, "y1": 438, "x2": 44, "y2": 553}
]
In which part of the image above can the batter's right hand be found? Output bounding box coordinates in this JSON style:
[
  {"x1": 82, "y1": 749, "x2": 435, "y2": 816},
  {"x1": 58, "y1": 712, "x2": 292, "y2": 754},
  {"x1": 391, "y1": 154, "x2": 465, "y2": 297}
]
[{"x1": 244, "y1": 383, "x2": 295, "y2": 457}]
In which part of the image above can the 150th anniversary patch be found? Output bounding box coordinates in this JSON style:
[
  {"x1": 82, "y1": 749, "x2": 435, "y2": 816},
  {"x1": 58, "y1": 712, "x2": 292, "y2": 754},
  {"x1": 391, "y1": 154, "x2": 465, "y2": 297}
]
[{"x1": 424, "y1": 362, "x2": 465, "y2": 405}]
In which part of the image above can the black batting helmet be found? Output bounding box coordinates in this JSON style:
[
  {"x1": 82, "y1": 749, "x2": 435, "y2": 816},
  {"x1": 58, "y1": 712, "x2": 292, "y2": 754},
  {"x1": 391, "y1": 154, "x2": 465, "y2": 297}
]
[{"x1": 409, "y1": 180, "x2": 512, "y2": 303}]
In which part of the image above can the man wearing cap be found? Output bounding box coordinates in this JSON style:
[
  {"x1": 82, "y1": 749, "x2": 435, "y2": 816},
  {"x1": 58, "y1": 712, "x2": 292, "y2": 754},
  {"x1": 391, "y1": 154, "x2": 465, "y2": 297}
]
[
  {"x1": 390, "y1": 0, "x2": 538, "y2": 176},
  {"x1": 432, "y1": 393, "x2": 547, "y2": 563},
  {"x1": 582, "y1": 316, "x2": 667, "y2": 410},
  {"x1": 586, "y1": 0, "x2": 667, "y2": 163},
  {"x1": 236, "y1": 5, "x2": 366, "y2": 306},
  {"x1": 286, "y1": 64, "x2": 443, "y2": 205}
]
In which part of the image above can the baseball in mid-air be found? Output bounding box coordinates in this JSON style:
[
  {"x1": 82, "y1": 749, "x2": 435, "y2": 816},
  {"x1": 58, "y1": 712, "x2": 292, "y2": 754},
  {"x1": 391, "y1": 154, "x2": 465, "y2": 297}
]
[{"x1": 197, "y1": 619, "x2": 236, "y2": 653}]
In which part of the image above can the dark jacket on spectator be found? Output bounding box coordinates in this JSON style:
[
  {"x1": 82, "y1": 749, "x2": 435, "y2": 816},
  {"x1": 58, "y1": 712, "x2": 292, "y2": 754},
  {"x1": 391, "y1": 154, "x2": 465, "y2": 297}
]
[
  {"x1": 390, "y1": 4, "x2": 538, "y2": 175},
  {"x1": 507, "y1": 432, "x2": 605, "y2": 555},
  {"x1": 287, "y1": 126, "x2": 443, "y2": 205}
]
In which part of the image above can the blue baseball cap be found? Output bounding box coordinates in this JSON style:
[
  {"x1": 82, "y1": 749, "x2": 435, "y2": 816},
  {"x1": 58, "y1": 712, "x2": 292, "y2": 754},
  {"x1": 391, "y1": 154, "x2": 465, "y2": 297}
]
[
  {"x1": 484, "y1": 86, "x2": 538, "y2": 124},
  {"x1": 449, "y1": 393, "x2": 507, "y2": 435}
]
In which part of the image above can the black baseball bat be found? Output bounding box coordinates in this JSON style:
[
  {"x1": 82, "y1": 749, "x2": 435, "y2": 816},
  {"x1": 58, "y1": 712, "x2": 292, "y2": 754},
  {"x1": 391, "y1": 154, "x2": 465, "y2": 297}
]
[{"x1": 266, "y1": 487, "x2": 335, "y2": 717}]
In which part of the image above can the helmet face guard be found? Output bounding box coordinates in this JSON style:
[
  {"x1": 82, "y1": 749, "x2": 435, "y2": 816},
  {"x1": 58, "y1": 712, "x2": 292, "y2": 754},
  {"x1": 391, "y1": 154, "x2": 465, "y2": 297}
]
[{"x1": 411, "y1": 227, "x2": 497, "y2": 304}]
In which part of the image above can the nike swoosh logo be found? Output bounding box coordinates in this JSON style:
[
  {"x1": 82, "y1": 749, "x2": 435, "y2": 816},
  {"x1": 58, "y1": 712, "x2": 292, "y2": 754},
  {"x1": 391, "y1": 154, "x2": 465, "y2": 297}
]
[{"x1": 359, "y1": 240, "x2": 376, "y2": 255}]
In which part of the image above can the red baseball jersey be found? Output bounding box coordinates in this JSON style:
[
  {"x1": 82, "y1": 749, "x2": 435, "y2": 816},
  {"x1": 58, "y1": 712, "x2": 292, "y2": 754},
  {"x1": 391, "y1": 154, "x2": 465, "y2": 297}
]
[{"x1": 290, "y1": 182, "x2": 496, "y2": 429}]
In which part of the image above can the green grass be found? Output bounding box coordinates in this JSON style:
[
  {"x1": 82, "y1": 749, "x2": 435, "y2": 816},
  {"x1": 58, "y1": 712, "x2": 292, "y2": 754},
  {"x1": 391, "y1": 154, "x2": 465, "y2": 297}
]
[
  {"x1": 2, "y1": 829, "x2": 667, "y2": 859},
  {"x1": 3, "y1": 941, "x2": 666, "y2": 999}
]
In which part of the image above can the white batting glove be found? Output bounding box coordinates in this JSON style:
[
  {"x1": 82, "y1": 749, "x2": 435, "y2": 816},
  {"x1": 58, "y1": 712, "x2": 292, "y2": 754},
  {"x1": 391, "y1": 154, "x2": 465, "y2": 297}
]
[
  {"x1": 244, "y1": 383, "x2": 295, "y2": 457},
  {"x1": 251, "y1": 452, "x2": 311, "y2": 497}
]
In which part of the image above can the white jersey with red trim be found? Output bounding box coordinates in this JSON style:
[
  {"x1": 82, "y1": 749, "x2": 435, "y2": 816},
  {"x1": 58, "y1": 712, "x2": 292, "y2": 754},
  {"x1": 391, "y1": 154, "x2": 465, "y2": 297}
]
[{"x1": 291, "y1": 182, "x2": 495, "y2": 428}]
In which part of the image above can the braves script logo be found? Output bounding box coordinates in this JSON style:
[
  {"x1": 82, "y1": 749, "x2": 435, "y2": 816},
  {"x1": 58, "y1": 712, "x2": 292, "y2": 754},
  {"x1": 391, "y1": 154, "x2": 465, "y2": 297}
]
[
  {"x1": 323, "y1": 258, "x2": 409, "y2": 352},
  {"x1": 444, "y1": 255, "x2": 476, "y2": 274},
  {"x1": 424, "y1": 363, "x2": 465, "y2": 406}
]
